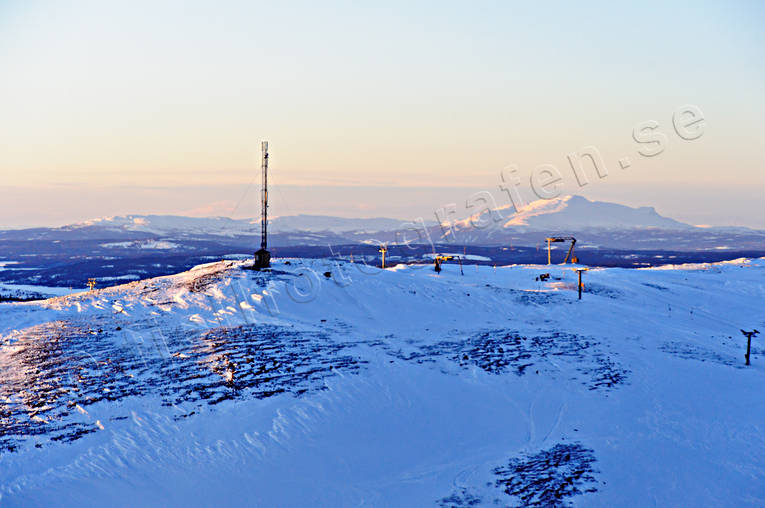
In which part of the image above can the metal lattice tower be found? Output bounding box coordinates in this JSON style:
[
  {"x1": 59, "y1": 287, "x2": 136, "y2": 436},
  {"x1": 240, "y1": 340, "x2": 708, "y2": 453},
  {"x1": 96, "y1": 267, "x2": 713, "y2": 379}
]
[
  {"x1": 261, "y1": 141, "x2": 269, "y2": 250},
  {"x1": 254, "y1": 140, "x2": 271, "y2": 269}
]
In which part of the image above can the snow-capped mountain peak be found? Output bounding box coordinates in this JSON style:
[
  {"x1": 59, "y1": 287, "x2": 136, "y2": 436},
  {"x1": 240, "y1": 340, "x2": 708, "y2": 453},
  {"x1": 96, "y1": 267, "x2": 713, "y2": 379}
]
[{"x1": 454, "y1": 195, "x2": 689, "y2": 234}]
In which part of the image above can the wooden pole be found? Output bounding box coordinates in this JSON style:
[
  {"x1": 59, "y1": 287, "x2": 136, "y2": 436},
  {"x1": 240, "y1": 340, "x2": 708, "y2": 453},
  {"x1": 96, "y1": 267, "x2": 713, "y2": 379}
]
[
  {"x1": 547, "y1": 238, "x2": 552, "y2": 265},
  {"x1": 742, "y1": 329, "x2": 759, "y2": 365}
]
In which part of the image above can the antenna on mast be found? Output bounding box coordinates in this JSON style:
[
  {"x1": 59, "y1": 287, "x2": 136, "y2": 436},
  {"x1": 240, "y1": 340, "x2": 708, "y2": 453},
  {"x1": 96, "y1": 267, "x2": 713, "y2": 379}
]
[{"x1": 254, "y1": 140, "x2": 271, "y2": 269}]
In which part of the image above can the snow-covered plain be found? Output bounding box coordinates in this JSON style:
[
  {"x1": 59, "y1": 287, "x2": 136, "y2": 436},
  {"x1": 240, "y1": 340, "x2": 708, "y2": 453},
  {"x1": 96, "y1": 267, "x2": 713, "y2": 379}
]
[
  {"x1": 0, "y1": 283, "x2": 77, "y2": 300},
  {"x1": 100, "y1": 240, "x2": 182, "y2": 250},
  {"x1": 0, "y1": 257, "x2": 763, "y2": 507}
]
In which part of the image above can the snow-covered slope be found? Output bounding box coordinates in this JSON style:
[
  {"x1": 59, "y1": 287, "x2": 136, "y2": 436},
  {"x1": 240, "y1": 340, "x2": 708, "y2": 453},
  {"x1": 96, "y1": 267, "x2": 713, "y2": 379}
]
[{"x1": 1, "y1": 258, "x2": 764, "y2": 507}]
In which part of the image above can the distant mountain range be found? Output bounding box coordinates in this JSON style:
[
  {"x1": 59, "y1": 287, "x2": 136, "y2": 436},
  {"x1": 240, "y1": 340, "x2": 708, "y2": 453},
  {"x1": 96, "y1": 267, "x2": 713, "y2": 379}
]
[
  {"x1": 1, "y1": 195, "x2": 763, "y2": 251},
  {"x1": 67, "y1": 214, "x2": 407, "y2": 237}
]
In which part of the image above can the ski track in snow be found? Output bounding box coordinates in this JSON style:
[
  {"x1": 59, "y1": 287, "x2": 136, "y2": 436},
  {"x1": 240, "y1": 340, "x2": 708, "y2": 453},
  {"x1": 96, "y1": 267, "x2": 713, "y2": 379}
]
[{"x1": 0, "y1": 257, "x2": 764, "y2": 507}]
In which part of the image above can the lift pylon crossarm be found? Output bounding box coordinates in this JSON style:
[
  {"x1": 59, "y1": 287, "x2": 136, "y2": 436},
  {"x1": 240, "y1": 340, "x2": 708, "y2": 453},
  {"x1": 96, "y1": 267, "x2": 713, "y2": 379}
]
[{"x1": 545, "y1": 236, "x2": 577, "y2": 265}]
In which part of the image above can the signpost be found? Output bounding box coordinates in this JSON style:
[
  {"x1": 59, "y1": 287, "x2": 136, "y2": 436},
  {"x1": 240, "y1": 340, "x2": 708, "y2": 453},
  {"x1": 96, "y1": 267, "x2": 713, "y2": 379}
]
[{"x1": 575, "y1": 268, "x2": 588, "y2": 300}]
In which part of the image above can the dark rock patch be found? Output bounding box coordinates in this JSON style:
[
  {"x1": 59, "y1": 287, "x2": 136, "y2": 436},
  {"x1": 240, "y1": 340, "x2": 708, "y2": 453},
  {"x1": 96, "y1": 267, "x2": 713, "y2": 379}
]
[{"x1": 493, "y1": 443, "x2": 598, "y2": 507}]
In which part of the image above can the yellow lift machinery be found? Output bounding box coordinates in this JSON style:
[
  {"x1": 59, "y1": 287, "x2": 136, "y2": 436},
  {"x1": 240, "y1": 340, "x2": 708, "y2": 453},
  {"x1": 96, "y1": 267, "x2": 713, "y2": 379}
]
[
  {"x1": 545, "y1": 236, "x2": 577, "y2": 264},
  {"x1": 434, "y1": 255, "x2": 463, "y2": 275}
]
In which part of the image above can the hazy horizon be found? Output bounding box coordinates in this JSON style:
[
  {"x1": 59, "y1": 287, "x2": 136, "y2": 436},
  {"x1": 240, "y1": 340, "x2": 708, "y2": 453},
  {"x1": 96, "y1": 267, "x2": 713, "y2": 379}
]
[{"x1": 1, "y1": 1, "x2": 763, "y2": 228}]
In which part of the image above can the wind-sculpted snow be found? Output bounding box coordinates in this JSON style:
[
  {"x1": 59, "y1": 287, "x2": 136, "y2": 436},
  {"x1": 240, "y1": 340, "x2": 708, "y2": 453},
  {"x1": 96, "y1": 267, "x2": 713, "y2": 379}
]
[
  {"x1": 386, "y1": 330, "x2": 629, "y2": 391},
  {"x1": 0, "y1": 320, "x2": 363, "y2": 454},
  {"x1": 660, "y1": 340, "x2": 747, "y2": 368}
]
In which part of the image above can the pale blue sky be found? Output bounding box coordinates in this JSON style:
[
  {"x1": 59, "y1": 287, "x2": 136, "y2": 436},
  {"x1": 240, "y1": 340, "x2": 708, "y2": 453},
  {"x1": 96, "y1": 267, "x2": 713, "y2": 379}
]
[{"x1": 0, "y1": 1, "x2": 763, "y2": 227}]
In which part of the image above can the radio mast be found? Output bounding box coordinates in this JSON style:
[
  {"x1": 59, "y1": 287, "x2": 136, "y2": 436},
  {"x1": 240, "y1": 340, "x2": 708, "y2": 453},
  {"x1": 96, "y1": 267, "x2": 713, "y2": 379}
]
[{"x1": 254, "y1": 140, "x2": 271, "y2": 269}]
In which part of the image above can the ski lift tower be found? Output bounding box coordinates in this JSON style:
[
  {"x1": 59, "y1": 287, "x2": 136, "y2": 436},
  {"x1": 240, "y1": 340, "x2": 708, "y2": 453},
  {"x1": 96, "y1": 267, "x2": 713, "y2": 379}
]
[{"x1": 254, "y1": 141, "x2": 271, "y2": 269}]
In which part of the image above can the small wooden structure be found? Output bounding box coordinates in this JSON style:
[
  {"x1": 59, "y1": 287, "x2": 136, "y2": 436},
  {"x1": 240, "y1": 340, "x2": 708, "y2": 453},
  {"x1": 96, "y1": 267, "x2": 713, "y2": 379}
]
[
  {"x1": 574, "y1": 268, "x2": 588, "y2": 299},
  {"x1": 379, "y1": 246, "x2": 388, "y2": 269},
  {"x1": 87, "y1": 278, "x2": 97, "y2": 291},
  {"x1": 742, "y1": 329, "x2": 760, "y2": 365}
]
